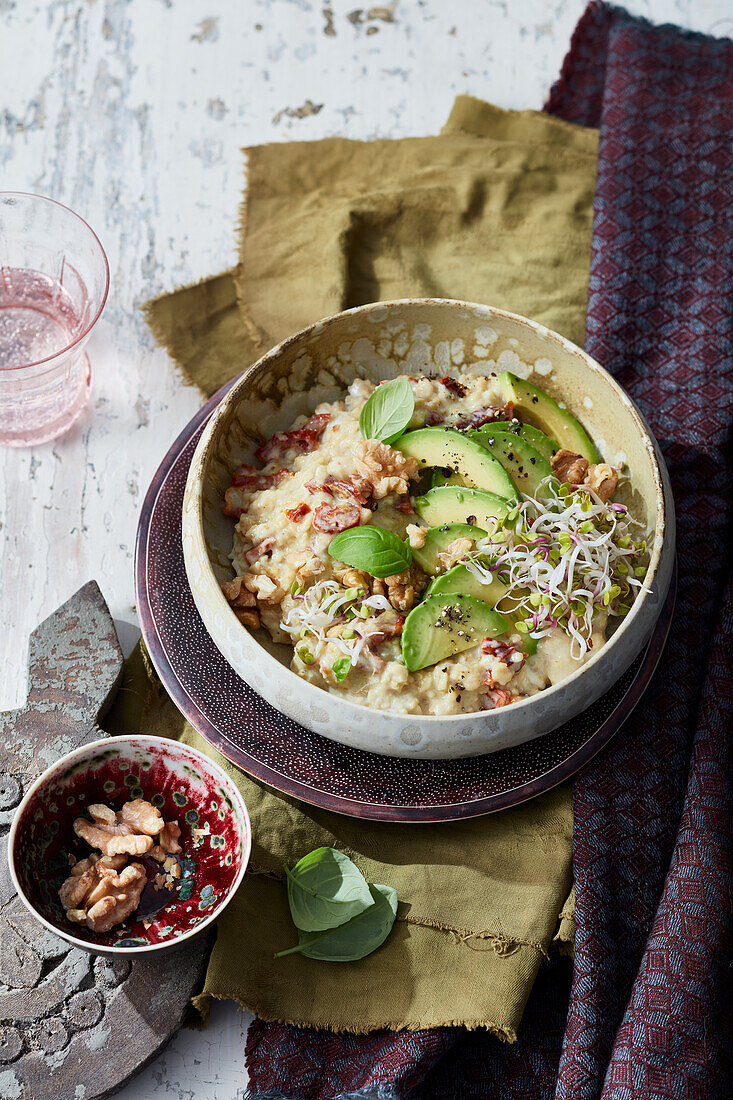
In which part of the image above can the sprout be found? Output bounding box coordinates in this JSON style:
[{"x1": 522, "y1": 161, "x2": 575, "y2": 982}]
[
  {"x1": 464, "y1": 476, "x2": 650, "y2": 659},
  {"x1": 279, "y1": 579, "x2": 389, "y2": 669}
]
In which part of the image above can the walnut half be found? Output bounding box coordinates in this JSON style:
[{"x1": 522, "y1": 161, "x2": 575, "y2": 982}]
[
  {"x1": 60, "y1": 858, "x2": 147, "y2": 933},
  {"x1": 221, "y1": 576, "x2": 260, "y2": 629},
  {"x1": 353, "y1": 439, "x2": 419, "y2": 499},
  {"x1": 551, "y1": 449, "x2": 590, "y2": 485},
  {"x1": 372, "y1": 563, "x2": 428, "y2": 612},
  {"x1": 62, "y1": 799, "x2": 185, "y2": 934},
  {"x1": 584, "y1": 463, "x2": 619, "y2": 502}
]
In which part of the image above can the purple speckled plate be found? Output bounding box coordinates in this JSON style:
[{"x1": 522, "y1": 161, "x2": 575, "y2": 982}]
[{"x1": 134, "y1": 382, "x2": 675, "y2": 823}]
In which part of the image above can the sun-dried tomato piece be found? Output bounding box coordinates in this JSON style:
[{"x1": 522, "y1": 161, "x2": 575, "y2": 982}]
[
  {"x1": 456, "y1": 402, "x2": 514, "y2": 429},
  {"x1": 481, "y1": 687, "x2": 516, "y2": 709},
  {"x1": 285, "y1": 503, "x2": 311, "y2": 522},
  {"x1": 245, "y1": 537, "x2": 276, "y2": 563},
  {"x1": 305, "y1": 475, "x2": 373, "y2": 505},
  {"x1": 223, "y1": 467, "x2": 292, "y2": 519},
  {"x1": 439, "y1": 376, "x2": 467, "y2": 398},
  {"x1": 231, "y1": 465, "x2": 291, "y2": 490},
  {"x1": 481, "y1": 637, "x2": 521, "y2": 661},
  {"x1": 395, "y1": 495, "x2": 415, "y2": 515},
  {"x1": 424, "y1": 410, "x2": 445, "y2": 426},
  {"x1": 481, "y1": 637, "x2": 526, "y2": 684},
  {"x1": 312, "y1": 503, "x2": 362, "y2": 534},
  {"x1": 255, "y1": 413, "x2": 330, "y2": 465}
]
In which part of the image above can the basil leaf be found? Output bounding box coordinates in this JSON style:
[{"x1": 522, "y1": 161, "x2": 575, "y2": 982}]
[
  {"x1": 285, "y1": 847, "x2": 373, "y2": 932},
  {"x1": 328, "y1": 525, "x2": 412, "y2": 579},
  {"x1": 359, "y1": 377, "x2": 415, "y2": 445},
  {"x1": 275, "y1": 883, "x2": 398, "y2": 962}
]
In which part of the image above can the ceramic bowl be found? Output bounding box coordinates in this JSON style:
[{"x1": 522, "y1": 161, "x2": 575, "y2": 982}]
[
  {"x1": 182, "y1": 299, "x2": 675, "y2": 759},
  {"x1": 8, "y1": 735, "x2": 251, "y2": 956}
]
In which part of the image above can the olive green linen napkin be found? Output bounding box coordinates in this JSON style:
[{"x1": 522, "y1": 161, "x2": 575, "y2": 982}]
[{"x1": 126, "y1": 98, "x2": 597, "y2": 1035}]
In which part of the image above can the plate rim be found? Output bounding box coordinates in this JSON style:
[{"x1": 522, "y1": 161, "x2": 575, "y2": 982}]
[{"x1": 134, "y1": 381, "x2": 676, "y2": 823}]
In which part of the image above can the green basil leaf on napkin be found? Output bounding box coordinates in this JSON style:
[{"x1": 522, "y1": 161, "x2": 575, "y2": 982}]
[
  {"x1": 285, "y1": 847, "x2": 374, "y2": 932},
  {"x1": 328, "y1": 525, "x2": 412, "y2": 578},
  {"x1": 359, "y1": 377, "x2": 415, "y2": 444},
  {"x1": 275, "y1": 883, "x2": 398, "y2": 962}
]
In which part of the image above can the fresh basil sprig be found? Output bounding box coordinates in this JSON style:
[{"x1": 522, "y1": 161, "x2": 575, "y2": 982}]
[
  {"x1": 277, "y1": 847, "x2": 398, "y2": 963},
  {"x1": 275, "y1": 883, "x2": 398, "y2": 961},
  {"x1": 285, "y1": 848, "x2": 373, "y2": 931},
  {"x1": 359, "y1": 377, "x2": 415, "y2": 445},
  {"x1": 328, "y1": 525, "x2": 412, "y2": 579}
]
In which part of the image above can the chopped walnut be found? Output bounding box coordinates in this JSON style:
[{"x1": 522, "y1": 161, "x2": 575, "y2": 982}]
[
  {"x1": 353, "y1": 439, "x2": 419, "y2": 499},
  {"x1": 372, "y1": 563, "x2": 428, "y2": 612},
  {"x1": 73, "y1": 816, "x2": 152, "y2": 858},
  {"x1": 107, "y1": 832, "x2": 154, "y2": 858},
  {"x1": 61, "y1": 799, "x2": 186, "y2": 934},
  {"x1": 333, "y1": 566, "x2": 371, "y2": 592},
  {"x1": 221, "y1": 575, "x2": 261, "y2": 630},
  {"x1": 158, "y1": 821, "x2": 182, "y2": 854},
  {"x1": 150, "y1": 821, "x2": 182, "y2": 861},
  {"x1": 289, "y1": 550, "x2": 325, "y2": 587},
  {"x1": 436, "y1": 537, "x2": 475, "y2": 570},
  {"x1": 584, "y1": 463, "x2": 619, "y2": 502},
  {"x1": 551, "y1": 449, "x2": 589, "y2": 485},
  {"x1": 406, "y1": 524, "x2": 427, "y2": 550},
  {"x1": 87, "y1": 804, "x2": 116, "y2": 826},
  {"x1": 59, "y1": 853, "x2": 147, "y2": 926},
  {"x1": 241, "y1": 573, "x2": 282, "y2": 603},
  {"x1": 85, "y1": 864, "x2": 147, "y2": 933},
  {"x1": 118, "y1": 799, "x2": 165, "y2": 836}
]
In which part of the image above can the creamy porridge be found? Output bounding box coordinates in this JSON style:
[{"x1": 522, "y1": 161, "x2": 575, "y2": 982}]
[{"x1": 219, "y1": 370, "x2": 648, "y2": 716}]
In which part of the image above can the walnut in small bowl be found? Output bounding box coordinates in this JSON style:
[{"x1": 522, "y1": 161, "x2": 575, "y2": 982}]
[
  {"x1": 58, "y1": 798, "x2": 183, "y2": 934},
  {"x1": 8, "y1": 735, "x2": 250, "y2": 955}
]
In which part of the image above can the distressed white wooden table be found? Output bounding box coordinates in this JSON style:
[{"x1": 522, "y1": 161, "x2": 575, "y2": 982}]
[{"x1": 0, "y1": 1, "x2": 726, "y2": 1096}]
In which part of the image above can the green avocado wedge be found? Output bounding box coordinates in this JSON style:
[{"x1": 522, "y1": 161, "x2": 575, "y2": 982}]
[
  {"x1": 466, "y1": 427, "x2": 553, "y2": 497},
  {"x1": 476, "y1": 420, "x2": 559, "y2": 464},
  {"x1": 411, "y1": 523, "x2": 487, "y2": 575},
  {"x1": 498, "y1": 371, "x2": 599, "y2": 463},
  {"x1": 426, "y1": 565, "x2": 538, "y2": 656},
  {"x1": 395, "y1": 427, "x2": 516, "y2": 498},
  {"x1": 401, "y1": 594, "x2": 510, "y2": 672},
  {"x1": 413, "y1": 486, "x2": 510, "y2": 532},
  {"x1": 426, "y1": 563, "x2": 506, "y2": 607}
]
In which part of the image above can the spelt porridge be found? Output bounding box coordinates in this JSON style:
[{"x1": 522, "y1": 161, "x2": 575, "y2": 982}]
[{"x1": 220, "y1": 370, "x2": 648, "y2": 716}]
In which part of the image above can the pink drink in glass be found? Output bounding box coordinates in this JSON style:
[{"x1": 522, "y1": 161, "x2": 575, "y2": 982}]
[{"x1": 0, "y1": 193, "x2": 109, "y2": 447}]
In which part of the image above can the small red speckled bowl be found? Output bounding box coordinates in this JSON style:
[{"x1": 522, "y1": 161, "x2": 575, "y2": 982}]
[{"x1": 8, "y1": 735, "x2": 251, "y2": 956}]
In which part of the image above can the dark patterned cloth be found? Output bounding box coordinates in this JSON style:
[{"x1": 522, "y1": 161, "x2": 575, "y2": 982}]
[{"x1": 246, "y1": 4, "x2": 733, "y2": 1097}]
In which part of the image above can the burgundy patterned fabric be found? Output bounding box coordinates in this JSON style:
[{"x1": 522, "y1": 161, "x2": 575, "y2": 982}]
[
  {"x1": 551, "y1": 6, "x2": 733, "y2": 1098},
  {"x1": 246, "y1": 5, "x2": 733, "y2": 1097}
]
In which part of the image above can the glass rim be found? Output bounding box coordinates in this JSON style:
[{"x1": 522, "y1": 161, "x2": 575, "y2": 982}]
[{"x1": 0, "y1": 191, "x2": 110, "y2": 371}]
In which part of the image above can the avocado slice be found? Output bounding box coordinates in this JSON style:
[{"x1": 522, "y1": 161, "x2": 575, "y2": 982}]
[
  {"x1": 412, "y1": 523, "x2": 487, "y2": 575},
  {"x1": 401, "y1": 594, "x2": 510, "y2": 672},
  {"x1": 413, "y1": 486, "x2": 510, "y2": 532},
  {"x1": 498, "y1": 371, "x2": 599, "y2": 463},
  {"x1": 427, "y1": 563, "x2": 506, "y2": 607},
  {"x1": 479, "y1": 420, "x2": 559, "y2": 464},
  {"x1": 395, "y1": 427, "x2": 516, "y2": 498},
  {"x1": 427, "y1": 564, "x2": 538, "y2": 656},
  {"x1": 467, "y1": 427, "x2": 553, "y2": 497}
]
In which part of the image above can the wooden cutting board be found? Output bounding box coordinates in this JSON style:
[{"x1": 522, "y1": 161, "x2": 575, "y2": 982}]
[{"x1": 0, "y1": 581, "x2": 210, "y2": 1100}]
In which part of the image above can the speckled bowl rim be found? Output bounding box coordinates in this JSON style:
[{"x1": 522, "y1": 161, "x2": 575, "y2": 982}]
[
  {"x1": 7, "y1": 734, "x2": 252, "y2": 956},
  {"x1": 186, "y1": 298, "x2": 670, "y2": 729}
]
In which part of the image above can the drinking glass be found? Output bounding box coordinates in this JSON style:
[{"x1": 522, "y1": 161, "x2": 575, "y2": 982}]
[{"x1": 0, "y1": 192, "x2": 110, "y2": 446}]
